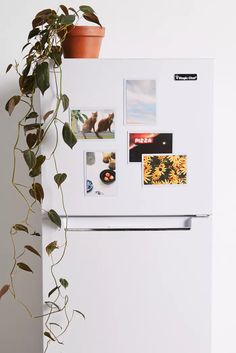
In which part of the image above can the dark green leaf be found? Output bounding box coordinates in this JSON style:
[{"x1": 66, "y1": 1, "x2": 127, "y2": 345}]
[
  {"x1": 17, "y1": 262, "x2": 33, "y2": 273},
  {"x1": 78, "y1": 114, "x2": 84, "y2": 123},
  {"x1": 59, "y1": 278, "x2": 68, "y2": 289},
  {"x1": 83, "y1": 12, "x2": 102, "y2": 27},
  {"x1": 79, "y1": 5, "x2": 95, "y2": 13},
  {"x1": 0, "y1": 285, "x2": 10, "y2": 299},
  {"x1": 13, "y1": 224, "x2": 28, "y2": 233},
  {"x1": 35, "y1": 155, "x2": 46, "y2": 169},
  {"x1": 35, "y1": 62, "x2": 49, "y2": 95},
  {"x1": 32, "y1": 17, "x2": 45, "y2": 29},
  {"x1": 31, "y1": 232, "x2": 41, "y2": 237},
  {"x1": 74, "y1": 309, "x2": 85, "y2": 319},
  {"x1": 44, "y1": 331, "x2": 55, "y2": 341},
  {"x1": 5, "y1": 95, "x2": 21, "y2": 116},
  {"x1": 22, "y1": 42, "x2": 31, "y2": 52},
  {"x1": 60, "y1": 4, "x2": 69, "y2": 15},
  {"x1": 48, "y1": 286, "x2": 60, "y2": 297},
  {"x1": 25, "y1": 111, "x2": 39, "y2": 120},
  {"x1": 46, "y1": 241, "x2": 58, "y2": 256},
  {"x1": 62, "y1": 122, "x2": 77, "y2": 149},
  {"x1": 19, "y1": 75, "x2": 35, "y2": 95},
  {"x1": 6, "y1": 64, "x2": 13, "y2": 73},
  {"x1": 60, "y1": 14, "x2": 75, "y2": 25},
  {"x1": 81, "y1": 113, "x2": 88, "y2": 119},
  {"x1": 26, "y1": 133, "x2": 37, "y2": 148},
  {"x1": 24, "y1": 123, "x2": 41, "y2": 133},
  {"x1": 22, "y1": 64, "x2": 31, "y2": 77},
  {"x1": 54, "y1": 173, "x2": 67, "y2": 188},
  {"x1": 35, "y1": 9, "x2": 53, "y2": 18},
  {"x1": 29, "y1": 167, "x2": 41, "y2": 178},
  {"x1": 61, "y1": 94, "x2": 69, "y2": 112},
  {"x1": 48, "y1": 210, "x2": 61, "y2": 228},
  {"x1": 28, "y1": 28, "x2": 40, "y2": 40},
  {"x1": 23, "y1": 150, "x2": 36, "y2": 169},
  {"x1": 24, "y1": 245, "x2": 41, "y2": 257},
  {"x1": 29, "y1": 182, "x2": 44, "y2": 203},
  {"x1": 43, "y1": 110, "x2": 53, "y2": 121},
  {"x1": 68, "y1": 7, "x2": 79, "y2": 17}
]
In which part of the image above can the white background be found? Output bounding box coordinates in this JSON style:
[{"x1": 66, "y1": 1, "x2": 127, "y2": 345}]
[{"x1": 0, "y1": 1, "x2": 235, "y2": 352}]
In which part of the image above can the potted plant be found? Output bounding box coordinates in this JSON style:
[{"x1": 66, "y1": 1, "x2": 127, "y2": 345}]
[{"x1": 1, "y1": 4, "x2": 103, "y2": 352}]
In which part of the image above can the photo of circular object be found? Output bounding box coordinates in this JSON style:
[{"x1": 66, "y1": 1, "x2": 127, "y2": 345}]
[
  {"x1": 100, "y1": 169, "x2": 116, "y2": 184},
  {"x1": 86, "y1": 179, "x2": 94, "y2": 193}
]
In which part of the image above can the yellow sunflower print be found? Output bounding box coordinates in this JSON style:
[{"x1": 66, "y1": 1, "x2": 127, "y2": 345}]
[{"x1": 143, "y1": 155, "x2": 187, "y2": 185}]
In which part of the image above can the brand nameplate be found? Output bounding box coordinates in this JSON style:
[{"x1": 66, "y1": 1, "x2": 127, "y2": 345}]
[{"x1": 174, "y1": 74, "x2": 197, "y2": 81}]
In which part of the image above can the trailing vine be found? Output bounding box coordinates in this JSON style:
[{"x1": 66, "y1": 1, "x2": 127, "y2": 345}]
[{"x1": 0, "y1": 4, "x2": 101, "y2": 352}]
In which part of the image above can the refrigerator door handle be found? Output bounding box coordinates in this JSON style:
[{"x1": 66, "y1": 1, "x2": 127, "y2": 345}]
[{"x1": 61, "y1": 215, "x2": 210, "y2": 232}]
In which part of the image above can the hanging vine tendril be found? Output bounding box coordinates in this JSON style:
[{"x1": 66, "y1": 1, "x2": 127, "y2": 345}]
[{"x1": 1, "y1": 4, "x2": 101, "y2": 352}]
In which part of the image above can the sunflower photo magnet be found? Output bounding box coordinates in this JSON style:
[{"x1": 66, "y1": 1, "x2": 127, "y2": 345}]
[{"x1": 142, "y1": 154, "x2": 187, "y2": 185}]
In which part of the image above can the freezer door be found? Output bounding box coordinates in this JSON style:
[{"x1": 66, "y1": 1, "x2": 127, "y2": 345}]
[
  {"x1": 42, "y1": 216, "x2": 211, "y2": 353},
  {"x1": 41, "y1": 59, "x2": 213, "y2": 216}
]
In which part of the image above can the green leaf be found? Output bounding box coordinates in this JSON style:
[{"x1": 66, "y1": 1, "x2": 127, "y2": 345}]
[
  {"x1": 17, "y1": 262, "x2": 33, "y2": 273},
  {"x1": 61, "y1": 94, "x2": 69, "y2": 112},
  {"x1": 34, "y1": 155, "x2": 46, "y2": 169},
  {"x1": 48, "y1": 209, "x2": 61, "y2": 228},
  {"x1": 28, "y1": 28, "x2": 40, "y2": 40},
  {"x1": 22, "y1": 64, "x2": 31, "y2": 77},
  {"x1": 24, "y1": 123, "x2": 41, "y2": 133},
  {"x1": 60, "y1": 4, "x2": 69, "y2": 15},
  {"x1": 22, "y1": 42, "x2": 31, "y2": 52},
  {"x1": 26, "y1": 133, "x2": 37, "y2": 148},
  {"x1": 6, "y1": 64, "x2": 13, "y2": 73},
  {"x1": 83, "y1": 12, "x2": 102, "y2": 27},
  {"x1": 19, "y1": 75, "x2": 35, "y2": 95},
  {"x1": 35, "y1": 62, "x2": 49, "y2": 95},
  {"x1": 29, "y1": 183, "x2": 44, "y2": 203},
  {"x1": 62, "y1": 122, "x2": 77, "y2": 149},
  {"x1": 23, "y1": 150, "x2": 36, "y2": 169},
  {"x1": 43, "y1": 110, "x2": 53, "y2": 121},
  {"x1": 29, "y1": 155, "x2": 46, "y2": 177},
  {"x1": 79, "y1": 5, "x2": 95, "y2": 13},
  {"x1": 60, "y1": 14, "x2": 75, "y2": 25},
  {"x1": 25, "y1": 111, "x2": 39, "y2": 120},
  {"x1": 48, "y1": 286, "x2": 60, "y2": 298},
  {"x1": 46, "y1": 241, "x2": 58, "y2": 256},
  {"x1": 24, "y1": 245, "x2": 41, "y2": 257},
  {"x1": 32, "y1": 16, "x2": 45, "y2": 29},
  {"x1": 13, "y1": 224, "x2": 29, "y2": 233},
  {"x1": 5, "y1": 95, "x2": 21, "y2": 116},
  {"x1": 44, "y1": 331, "x2": 55, "y2": 341},
  {"x1": 59, "y1": 278, "x2": 68, "y2": 289},
  {"x1": 0, "y1": 285, "x2": 10, "y2": 299},
  {"x1": 74, "y1": 309, "x2": 85, "y2": 319},
  {"x1": 54, "y1": 173, "x2": 67, "y2": 188}
]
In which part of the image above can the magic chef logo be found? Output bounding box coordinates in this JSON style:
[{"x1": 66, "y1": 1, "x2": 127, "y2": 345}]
[{"x1": 174, "y1": 74, "x2": 198, "y2": 81}]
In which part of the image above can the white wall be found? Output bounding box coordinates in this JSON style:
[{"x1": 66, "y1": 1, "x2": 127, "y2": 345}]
[{"x1": 0, "y1": 0, "x2": 235, "y2": 352}]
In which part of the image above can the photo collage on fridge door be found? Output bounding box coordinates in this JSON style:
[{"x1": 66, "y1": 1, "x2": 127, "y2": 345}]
[
  {"x1": 125, "y1": 79, "x2": 187, "y2": 185},
  {"x1": 70, "y1": 108, "x2": 117, "y2": 197},
  {"x1": 69, "y1": 77, "x2": 188, "y2": 197}
]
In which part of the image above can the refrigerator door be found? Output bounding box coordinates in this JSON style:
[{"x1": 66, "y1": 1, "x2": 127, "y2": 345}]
[
  {"x1": 41, "y1": 59, "x2": 213, "y2": 216},
  {"x1": 42, "y1": 216, "x2": 211, "y2": 353}
]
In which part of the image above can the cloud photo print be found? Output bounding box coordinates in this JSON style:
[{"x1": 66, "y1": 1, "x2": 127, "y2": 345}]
[{"x1": 125, "y1": 80, "x2": 156, "y2": 125}]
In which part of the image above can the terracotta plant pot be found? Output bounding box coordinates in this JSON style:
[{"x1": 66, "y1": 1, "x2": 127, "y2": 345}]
[{"x1": 61, "y1": 26, "x2": 105, "y2": 58}]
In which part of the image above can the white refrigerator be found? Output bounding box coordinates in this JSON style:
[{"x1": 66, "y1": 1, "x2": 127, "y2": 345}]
[{"x1": 41, "y1": 59, "x2": 213, "y2": 353}]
